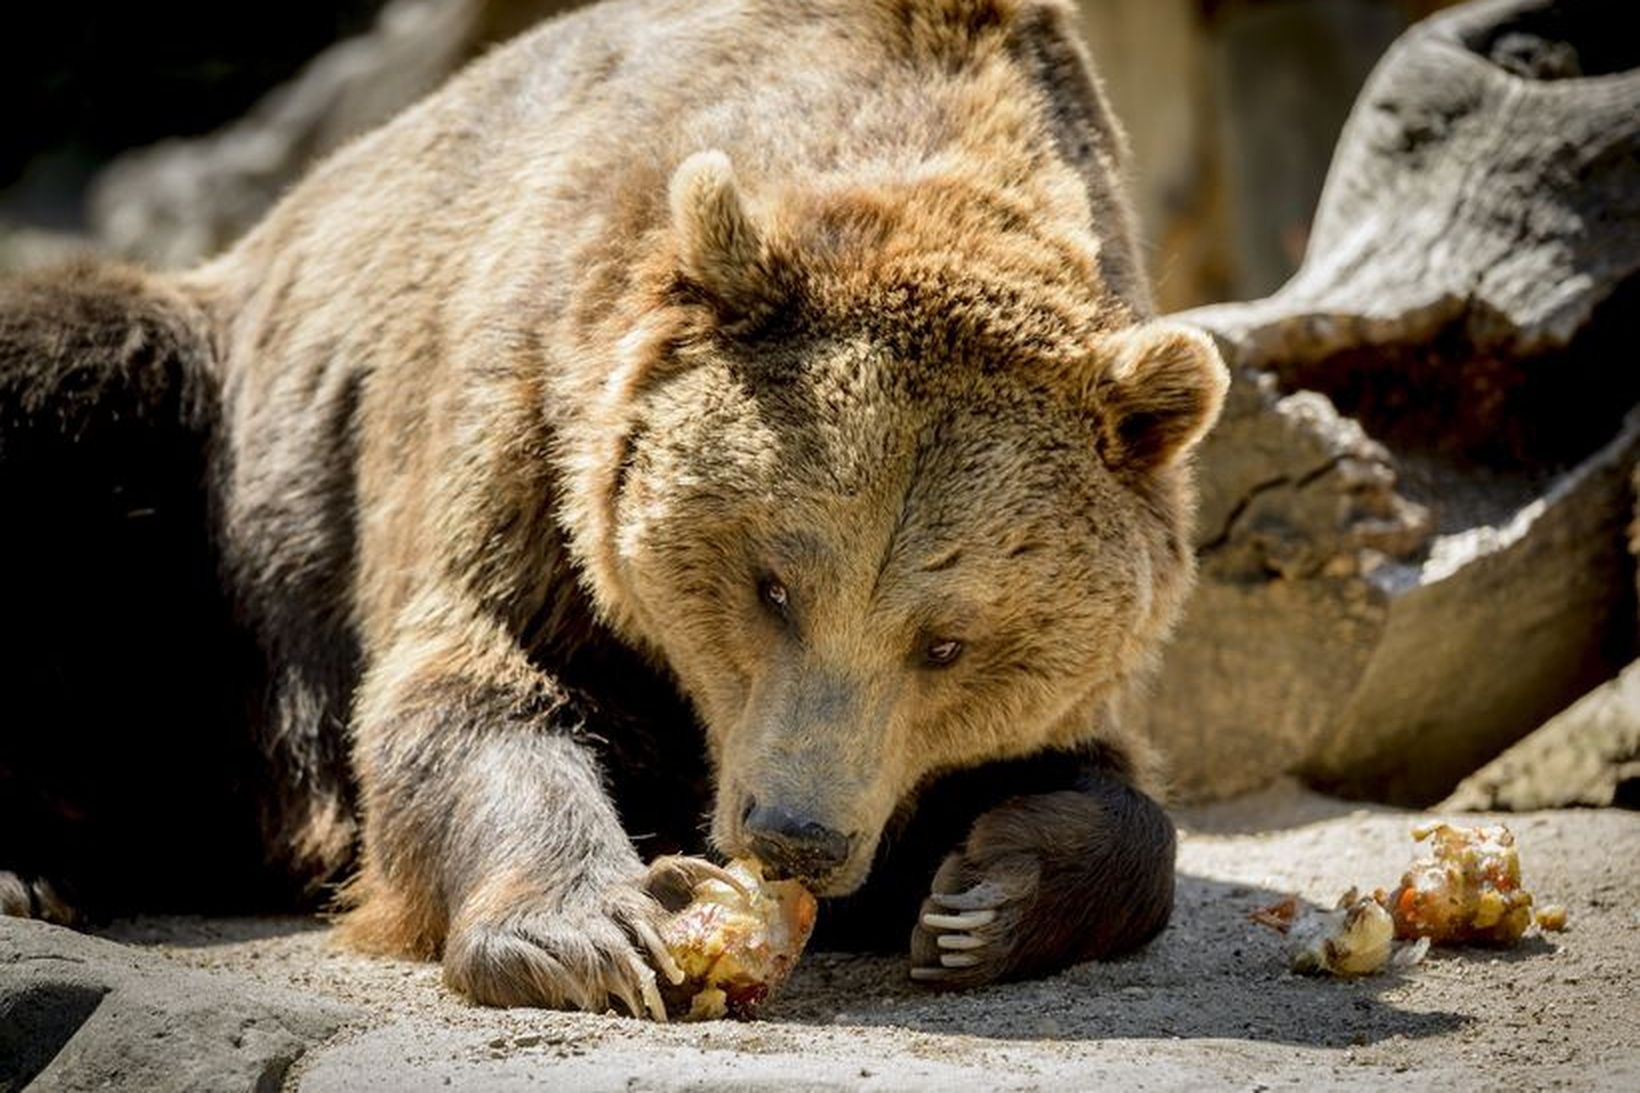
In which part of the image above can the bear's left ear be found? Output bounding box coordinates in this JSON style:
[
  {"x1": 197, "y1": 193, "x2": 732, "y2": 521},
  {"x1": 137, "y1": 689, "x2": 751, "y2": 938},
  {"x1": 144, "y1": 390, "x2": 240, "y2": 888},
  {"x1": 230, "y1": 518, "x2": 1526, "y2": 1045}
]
[
  {"x1": 668, "y1": 150, "x2": 783, "y2": 321},
  {"x1": 1089, "y1": 322, "x2": 1229, "y2": 472}
]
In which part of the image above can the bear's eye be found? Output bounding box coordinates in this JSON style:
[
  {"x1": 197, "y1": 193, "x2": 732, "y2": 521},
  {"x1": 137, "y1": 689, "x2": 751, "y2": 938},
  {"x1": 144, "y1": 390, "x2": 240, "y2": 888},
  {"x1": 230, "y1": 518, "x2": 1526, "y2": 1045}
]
[
  {"x1": 924, "y1": 638, "x2": 963, "y2": 667},
  {"x1": 759, "y1": 576, "x2": 791, "y2": 616}
]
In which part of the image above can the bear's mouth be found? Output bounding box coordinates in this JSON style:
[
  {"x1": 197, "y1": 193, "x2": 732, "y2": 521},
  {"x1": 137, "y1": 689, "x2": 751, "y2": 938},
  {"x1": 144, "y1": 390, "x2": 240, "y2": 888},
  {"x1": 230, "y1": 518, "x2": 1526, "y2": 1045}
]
[
  {"x1": 754, "y1": 846, "x2": 875, "y2": 900},
  {"x1": 714, "y1": 786, "x2": 878, "y2": 898}
]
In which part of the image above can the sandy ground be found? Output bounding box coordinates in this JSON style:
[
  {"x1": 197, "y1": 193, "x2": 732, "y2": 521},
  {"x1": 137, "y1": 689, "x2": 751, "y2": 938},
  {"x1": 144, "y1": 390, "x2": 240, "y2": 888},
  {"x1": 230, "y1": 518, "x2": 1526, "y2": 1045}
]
[{"x1": 97, "y1": 785, "x2": 1640, "y2": 1091}]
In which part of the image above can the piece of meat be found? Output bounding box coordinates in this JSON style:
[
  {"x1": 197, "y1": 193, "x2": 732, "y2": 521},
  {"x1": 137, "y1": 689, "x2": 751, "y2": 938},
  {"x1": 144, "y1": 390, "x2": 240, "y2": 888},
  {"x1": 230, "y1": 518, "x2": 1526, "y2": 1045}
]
[
  {"x1": 1249, "y1": 895, "x2": 1300, "y2": 934},
  {"x1": 1260, "y1": 822, "x2": 1559, "y2": 979},
  {"x1": 1536, "y1": 904, "x2": 1569, "y2": 932}
]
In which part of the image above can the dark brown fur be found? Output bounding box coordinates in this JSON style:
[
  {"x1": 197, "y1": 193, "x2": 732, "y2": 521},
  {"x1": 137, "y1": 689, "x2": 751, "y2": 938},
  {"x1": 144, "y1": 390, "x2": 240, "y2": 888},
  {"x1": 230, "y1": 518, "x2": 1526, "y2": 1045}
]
[{"x1": 0, "y1": 0, "x2": 1224, "y2": 1014}]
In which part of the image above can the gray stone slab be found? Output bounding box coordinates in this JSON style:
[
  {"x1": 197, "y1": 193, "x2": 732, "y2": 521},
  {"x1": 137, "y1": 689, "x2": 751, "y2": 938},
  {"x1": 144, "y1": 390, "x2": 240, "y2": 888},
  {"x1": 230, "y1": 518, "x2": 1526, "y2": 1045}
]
[{"x1": 0, "y1": 917, "x2": 356, "y2": 1092}]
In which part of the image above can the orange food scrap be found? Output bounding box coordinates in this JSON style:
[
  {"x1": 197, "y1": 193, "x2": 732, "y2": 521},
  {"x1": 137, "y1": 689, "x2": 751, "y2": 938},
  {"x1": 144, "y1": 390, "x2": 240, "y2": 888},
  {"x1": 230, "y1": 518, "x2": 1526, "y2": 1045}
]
[
  {"x1": 1249, "y1": 895, "x2": 1300, "y2": 934},
  {"x1": 1265, "y1": 822, "x2": 1562, "y2": 979}
]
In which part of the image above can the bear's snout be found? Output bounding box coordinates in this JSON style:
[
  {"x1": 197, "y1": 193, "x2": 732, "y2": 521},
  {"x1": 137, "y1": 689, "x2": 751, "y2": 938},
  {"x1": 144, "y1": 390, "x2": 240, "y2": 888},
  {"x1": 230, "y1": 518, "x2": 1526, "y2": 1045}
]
[{"x1": 741, "y1": 799, "x2": 854, "y2": 884}]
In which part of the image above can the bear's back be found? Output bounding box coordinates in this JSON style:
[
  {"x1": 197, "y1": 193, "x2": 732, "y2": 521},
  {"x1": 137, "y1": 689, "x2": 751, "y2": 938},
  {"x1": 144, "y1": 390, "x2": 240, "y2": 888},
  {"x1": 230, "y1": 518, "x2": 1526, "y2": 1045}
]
[
  {"x1": 180, "y1": 0, "x2": 1155, "y2": 682},
  {"x1": 195, "y1": 0, "x2": 1146, "y2": 381}
]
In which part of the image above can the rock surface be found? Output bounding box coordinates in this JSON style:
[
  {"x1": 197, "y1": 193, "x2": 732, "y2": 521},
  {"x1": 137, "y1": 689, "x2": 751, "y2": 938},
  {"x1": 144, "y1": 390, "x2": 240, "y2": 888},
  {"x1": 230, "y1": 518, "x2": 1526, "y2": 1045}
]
[
  {"x1": 1140, "y1": 0, "x2": 1640, "y2": 802},
  {"x1": 1442, "y1": 658, "x2": 1640, "y2": 811},
  {"x1": 0, "y1": 916, "x2": 356, "y2": 1091},
  {"x1": 7, "y1": 793, "x2": 1633, "y2": 1091}
]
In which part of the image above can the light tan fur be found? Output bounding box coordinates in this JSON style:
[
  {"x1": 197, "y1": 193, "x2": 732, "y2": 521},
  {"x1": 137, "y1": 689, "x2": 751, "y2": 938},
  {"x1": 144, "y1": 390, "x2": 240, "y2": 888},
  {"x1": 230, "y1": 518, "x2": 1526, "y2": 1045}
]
[{"x1": 14, "y1": 0, "x2": 1225, "y2": 1010}]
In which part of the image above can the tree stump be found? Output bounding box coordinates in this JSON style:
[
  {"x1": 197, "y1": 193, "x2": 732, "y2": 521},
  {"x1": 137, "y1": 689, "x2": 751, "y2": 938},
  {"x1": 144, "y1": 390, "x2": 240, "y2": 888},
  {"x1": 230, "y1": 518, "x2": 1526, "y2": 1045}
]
[{"x1": 1138, "y1": 0, "x2": 1640, "y2": 804}]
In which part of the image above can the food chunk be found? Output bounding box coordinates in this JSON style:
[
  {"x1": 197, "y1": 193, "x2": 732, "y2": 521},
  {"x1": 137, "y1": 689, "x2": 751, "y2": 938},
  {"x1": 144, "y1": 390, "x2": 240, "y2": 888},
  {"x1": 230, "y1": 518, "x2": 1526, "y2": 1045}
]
[
  {"x1": 658, "y1": 859, "x2": 817, "y2": 1020},
  {"x1": 1289, "y1": 889, "x2": 1397, "y2": 977},
  {"x1": 1535, "y1": 904, "x2": 1569, "y2": 932},
  {"x1": 1252, "y1": 822, "x2": 1561, "y2": 978},
  {"x1": 1383, "y1": 823, "x2": 1535, "y2": 944}
]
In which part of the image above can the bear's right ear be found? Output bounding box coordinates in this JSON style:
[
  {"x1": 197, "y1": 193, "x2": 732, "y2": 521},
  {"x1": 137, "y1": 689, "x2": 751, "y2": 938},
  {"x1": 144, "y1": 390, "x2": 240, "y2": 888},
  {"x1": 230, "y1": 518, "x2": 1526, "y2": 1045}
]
[
  {"x1": 1088, "y1": 321, "x2": 1229, "y2": 473},
  {"x1": 668, "y1": 151, "x2": 782, "y2": 320}
]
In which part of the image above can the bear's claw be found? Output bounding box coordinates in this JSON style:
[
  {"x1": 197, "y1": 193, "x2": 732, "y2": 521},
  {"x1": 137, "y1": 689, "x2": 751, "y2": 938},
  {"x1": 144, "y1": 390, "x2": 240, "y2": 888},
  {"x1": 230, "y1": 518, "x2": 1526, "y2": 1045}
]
[
  {"x1": 642, "y1": 854, "x2": 751, "y2": 912},
  {"x1": 915, "y1": 889, "x2": 1009, "y2": 980},
  {"x1": 909, "y1": 863, "x2": 1036, "y2": 988},
  {"x1": 910, "y1": 787, "x2": 1176, "y2": 989},
  {"x1": 908, "y1": 823, "x2": 1044, "y2": 989},
  {"x1": 928, "y1": 882, "x2": 1011, "y2": 912},
  {"x1": 935, "y1": 932, "x2": 986, "y2": 950},
  {"x1": 442, "y1": 875, "x2": 679, "y2": 1020},
  {"x1": 921, "y1": 909, "x2": 997, "y2": 930},
  {"x1": 629, "y1": 913, "x2": 687, "y2": 987}
]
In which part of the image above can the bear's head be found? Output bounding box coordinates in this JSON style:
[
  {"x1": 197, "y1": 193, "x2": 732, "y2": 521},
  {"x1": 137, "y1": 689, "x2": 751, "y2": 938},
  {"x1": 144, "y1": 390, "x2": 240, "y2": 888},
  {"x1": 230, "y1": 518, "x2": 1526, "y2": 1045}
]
[{"x1": 578, "y1": 152, "x2": 1225, "y2": 895}]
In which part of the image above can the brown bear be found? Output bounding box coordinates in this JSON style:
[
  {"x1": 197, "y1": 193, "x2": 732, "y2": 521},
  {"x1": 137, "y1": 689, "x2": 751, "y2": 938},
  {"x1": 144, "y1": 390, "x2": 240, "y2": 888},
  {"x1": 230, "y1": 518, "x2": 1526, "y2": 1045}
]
[{"x1": 0, "y1": 0, "x2": 1226, "y2": 1017}]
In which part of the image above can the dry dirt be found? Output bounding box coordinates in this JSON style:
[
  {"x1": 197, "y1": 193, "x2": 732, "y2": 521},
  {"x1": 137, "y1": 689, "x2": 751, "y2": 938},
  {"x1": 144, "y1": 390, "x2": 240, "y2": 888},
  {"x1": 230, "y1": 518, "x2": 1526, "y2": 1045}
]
[{"x1": 92, "y1": 784, "x2": 1639, "y2": 1091}]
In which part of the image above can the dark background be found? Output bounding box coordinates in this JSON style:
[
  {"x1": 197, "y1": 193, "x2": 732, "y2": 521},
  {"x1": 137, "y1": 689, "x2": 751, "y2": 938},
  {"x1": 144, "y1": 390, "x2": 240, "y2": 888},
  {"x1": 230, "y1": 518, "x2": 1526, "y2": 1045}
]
[
  {"x1": 0, "y1": 0, "x2": 1453, "y2": 308},
  {"x1": 1, "y1": 1, "x2": 385, "y2": 226}
]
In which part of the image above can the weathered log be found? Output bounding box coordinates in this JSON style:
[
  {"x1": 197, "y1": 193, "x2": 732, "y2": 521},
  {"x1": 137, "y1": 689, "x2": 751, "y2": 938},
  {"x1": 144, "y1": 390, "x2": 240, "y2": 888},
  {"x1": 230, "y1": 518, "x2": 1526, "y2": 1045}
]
[
  {"x1": 1137, "y1": 0, "x2": 1640, "y2": 803},
  {"x1": 1189, "y1": 0, "x2": 1640, "y2": 365}
]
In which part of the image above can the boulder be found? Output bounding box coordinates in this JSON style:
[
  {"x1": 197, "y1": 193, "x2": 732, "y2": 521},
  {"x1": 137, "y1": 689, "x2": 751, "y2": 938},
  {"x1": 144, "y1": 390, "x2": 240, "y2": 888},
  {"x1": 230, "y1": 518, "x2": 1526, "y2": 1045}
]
[
  {"x1": 0, "y1": 917, "x2": 356, "y2": 1091},
  {"x1": 1440, "y1": 657, "x2": 1640, "y2": 811}
]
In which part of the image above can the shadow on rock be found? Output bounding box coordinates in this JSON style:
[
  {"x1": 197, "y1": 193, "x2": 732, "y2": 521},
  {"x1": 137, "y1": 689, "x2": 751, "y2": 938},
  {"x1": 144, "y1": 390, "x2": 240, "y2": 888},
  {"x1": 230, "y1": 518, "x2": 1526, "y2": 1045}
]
[
  {"x1": 0, "y1": 978, "x2": 108, "y2": 1091},
  {"x1": 770, "y1": 875, "x2": 1467, "y2": 1048},
  {"x1": 97, "y1": 913, "x2": 330, "y2": 948},
  {"x1": 1172, "y1": 778, "x2": 1405, "y2": 836},
  {"x1": 0, "y1": 917, "x2": 356, "y2": 1090}
]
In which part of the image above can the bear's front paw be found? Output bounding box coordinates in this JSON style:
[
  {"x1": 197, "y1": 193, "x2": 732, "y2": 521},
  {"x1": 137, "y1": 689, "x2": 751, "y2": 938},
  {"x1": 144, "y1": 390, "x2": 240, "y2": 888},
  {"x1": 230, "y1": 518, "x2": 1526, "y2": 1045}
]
[
  {"x1": 443, "y1": 873, "x2": 688, "y2": 1019},
  {"x1": 441, "y1": 855, "x2": 747, "y2": 1018},
  {"x1": 908, "y1": 844, "x2": 1041, "y2": 990},
  {"x1": 908, "y1": 788, "x2": 1176, "y2": 990}
]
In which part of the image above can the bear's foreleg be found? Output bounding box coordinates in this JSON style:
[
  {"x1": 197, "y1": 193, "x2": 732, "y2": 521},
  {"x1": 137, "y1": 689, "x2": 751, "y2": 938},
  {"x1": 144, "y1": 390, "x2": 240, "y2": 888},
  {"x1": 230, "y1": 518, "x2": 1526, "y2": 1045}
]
[
  {"x1": 339, "y1": 630, "x2": 727, "y2": 1018},
  {"x1": 908, "y1": 768, "x2": 1176, "y2": 988}
]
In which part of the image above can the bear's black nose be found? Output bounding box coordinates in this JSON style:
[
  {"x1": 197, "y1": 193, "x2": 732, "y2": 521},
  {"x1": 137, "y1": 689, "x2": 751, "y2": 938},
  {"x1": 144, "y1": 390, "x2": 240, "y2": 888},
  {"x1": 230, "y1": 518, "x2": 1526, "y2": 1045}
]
[{"x1": 741, "y1": 801, "x2": 853, "y2": 882}]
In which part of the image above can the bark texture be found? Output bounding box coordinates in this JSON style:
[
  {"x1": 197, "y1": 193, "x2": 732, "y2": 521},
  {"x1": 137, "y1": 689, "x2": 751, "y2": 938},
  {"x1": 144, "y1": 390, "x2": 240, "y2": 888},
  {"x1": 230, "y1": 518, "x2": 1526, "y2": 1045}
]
[{"x1": 1139, "y1": 0, "x2": 1640, "y2": 803}]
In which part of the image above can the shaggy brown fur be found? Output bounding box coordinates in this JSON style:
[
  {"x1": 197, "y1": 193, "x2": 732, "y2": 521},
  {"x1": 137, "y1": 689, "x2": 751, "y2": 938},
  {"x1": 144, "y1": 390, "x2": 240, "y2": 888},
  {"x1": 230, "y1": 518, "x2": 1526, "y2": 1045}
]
[{"x1": 0, "y1": 0, "x2": 1225, "y2": 1015}]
